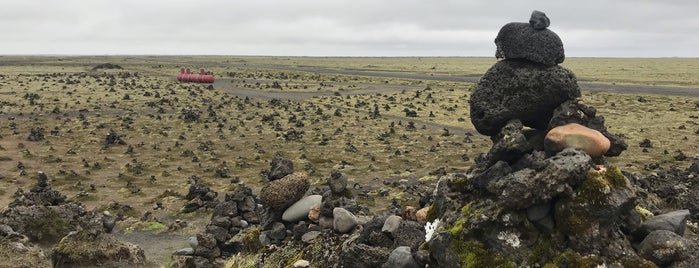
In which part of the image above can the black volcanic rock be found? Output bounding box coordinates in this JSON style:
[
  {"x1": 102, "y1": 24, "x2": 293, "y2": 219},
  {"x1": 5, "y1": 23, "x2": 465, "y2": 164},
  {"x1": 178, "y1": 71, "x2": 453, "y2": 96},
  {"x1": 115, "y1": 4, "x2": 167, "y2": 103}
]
[
  {"x1": 469, "y1": 60, "x2": 580, "y2": 136},
  {"x1": 495, "y1": 22, "x2": 564, "y2": 66},
  {"x1": 529, "y1": 10, "x2": 550, "y2": 30}
]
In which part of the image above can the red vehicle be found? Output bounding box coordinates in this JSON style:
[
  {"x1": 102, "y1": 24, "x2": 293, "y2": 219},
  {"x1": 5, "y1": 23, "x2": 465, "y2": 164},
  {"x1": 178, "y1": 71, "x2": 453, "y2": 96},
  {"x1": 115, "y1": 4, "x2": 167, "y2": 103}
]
[{"x1": 177, "y1": 68, "x2": 214, "y2": 83}]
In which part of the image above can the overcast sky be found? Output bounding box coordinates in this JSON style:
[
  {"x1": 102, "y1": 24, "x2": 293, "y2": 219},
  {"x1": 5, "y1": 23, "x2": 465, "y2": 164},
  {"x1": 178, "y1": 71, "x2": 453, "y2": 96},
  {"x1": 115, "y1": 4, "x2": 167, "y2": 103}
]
[{"x1": 3, "y1": 0, "x2": 698, "y2": 57}]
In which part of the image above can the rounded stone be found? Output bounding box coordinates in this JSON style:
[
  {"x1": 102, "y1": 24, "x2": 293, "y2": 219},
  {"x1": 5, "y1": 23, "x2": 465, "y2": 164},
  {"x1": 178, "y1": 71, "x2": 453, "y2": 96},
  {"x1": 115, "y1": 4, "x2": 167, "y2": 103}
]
[
  {"x1": 333, "y1": 207, "x2": 359, "y2": 234},
  {"x1": 259, "y1": 172, "x2": 310, "y2": 211},
  {"x1": 529, "y1": 10, "x2": 550, "y2": 30},
  {"x1": 384, "y1": 246, "x2": 420, "y2": 268},
  {"x1": 282, "y1": 195, "x2": 322, "y2": 223},
  {"x1": 495, "y1": 22, "x2": 564, "y2": 66},
  {"x1": 469, "y1": 60, "x2": 581, "y2": 136},
  {"x1": 638, "y1": 230, "x2": 692, "y2": 265},
  {"x1": 544, "y1": 123, "x2": 611, "y2": 158}
]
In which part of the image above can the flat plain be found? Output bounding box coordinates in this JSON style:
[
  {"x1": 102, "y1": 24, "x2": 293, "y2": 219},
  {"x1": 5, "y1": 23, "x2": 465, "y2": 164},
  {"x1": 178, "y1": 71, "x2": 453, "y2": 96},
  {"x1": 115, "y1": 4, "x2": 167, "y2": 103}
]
[{"x1": 1, "y1": 56, "x2": 698, "y2": 265}]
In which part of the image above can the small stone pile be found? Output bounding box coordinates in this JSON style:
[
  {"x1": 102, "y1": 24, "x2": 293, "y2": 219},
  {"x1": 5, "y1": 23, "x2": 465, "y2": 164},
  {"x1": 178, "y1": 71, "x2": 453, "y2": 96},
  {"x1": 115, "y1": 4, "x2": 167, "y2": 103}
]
[
  {"x1": 421, "y1": 11, "x2": 696, "y2": 267},
  {"x1": 173, "y1": 182, "x2": 260, "y2": 266},
  {"x1": 0, "y1": 172, "x2": 145, "y2": 267}
]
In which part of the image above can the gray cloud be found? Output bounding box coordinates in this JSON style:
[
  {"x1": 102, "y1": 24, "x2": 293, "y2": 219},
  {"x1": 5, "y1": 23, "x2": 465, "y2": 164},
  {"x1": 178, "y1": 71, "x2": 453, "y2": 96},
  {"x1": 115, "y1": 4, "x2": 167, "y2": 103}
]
[{"x1": 2, "y1": 0, "x2": 698, "y2": 56}]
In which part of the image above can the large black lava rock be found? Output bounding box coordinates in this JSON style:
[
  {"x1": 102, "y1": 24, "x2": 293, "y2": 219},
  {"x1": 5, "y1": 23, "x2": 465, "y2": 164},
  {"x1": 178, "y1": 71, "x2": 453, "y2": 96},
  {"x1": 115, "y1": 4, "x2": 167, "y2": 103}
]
[
  {"x1": 469, "y1": 60, "x2": 580, "y2": 136},
  {"x1": 495, "y1": 22, "x2": 564, "y2": 67}
]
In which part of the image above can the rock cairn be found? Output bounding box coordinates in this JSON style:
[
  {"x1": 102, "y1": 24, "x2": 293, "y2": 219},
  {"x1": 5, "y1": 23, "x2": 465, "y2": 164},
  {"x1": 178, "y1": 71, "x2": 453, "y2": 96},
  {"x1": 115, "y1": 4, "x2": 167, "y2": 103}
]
[
  {"x1": 421, "y1": 11, "x2": 696, "y2": 267},
  {"x1": 0, "y1": 172, "x2": 145, "y2": 267}
]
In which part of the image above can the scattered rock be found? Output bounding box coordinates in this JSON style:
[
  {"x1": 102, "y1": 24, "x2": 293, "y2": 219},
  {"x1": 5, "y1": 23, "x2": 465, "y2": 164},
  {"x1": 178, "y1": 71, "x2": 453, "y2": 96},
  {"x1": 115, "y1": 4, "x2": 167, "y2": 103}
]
[
  {"x1": 638, "y1": 230, "x2": 693, "y2": 266},
  {"x1": 333, "y1": 207, "x2": 359, "y2": 234},
  {"x1": 283, "y1": 195, "x2": 322, "y2": 222},
  {"x1": 634, "y1": 209, "x2": 690, "y2": 242},
  {"x1": 268, "y1": 156, "x2": 294, "y2": 181},
  {"x1": 383, "y1": 246, "x2": 419, "y2": 268},
  {"x1": 381, "y1": 215, "x2": 402, "y2": 237},
  {"x1": 328, "y1": 169, "x2": 349, "y2": 194}
]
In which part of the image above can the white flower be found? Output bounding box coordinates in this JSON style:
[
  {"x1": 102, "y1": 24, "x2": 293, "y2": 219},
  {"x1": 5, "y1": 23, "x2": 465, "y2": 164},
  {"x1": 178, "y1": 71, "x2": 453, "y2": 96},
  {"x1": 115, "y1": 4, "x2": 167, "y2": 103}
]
[{"x1": 424, "y1": 219, "x2": 441, "y2": 242}]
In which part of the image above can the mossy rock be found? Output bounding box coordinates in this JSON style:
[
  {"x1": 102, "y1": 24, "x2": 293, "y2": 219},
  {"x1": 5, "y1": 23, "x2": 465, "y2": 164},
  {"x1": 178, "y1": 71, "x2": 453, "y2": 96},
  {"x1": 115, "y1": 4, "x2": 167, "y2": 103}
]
[
  {"x1": 451, "y1": 240, "x2": 516, "y2": 268},
  {"x1": 543, "y1": 251, "x2": 605, "y2": 268},
  {"x1": 52, "y1": 230, "x2": 146, "y2": 267},
  {"x1": 0, "y1": 240, "x2": 51, "y2": 268}
]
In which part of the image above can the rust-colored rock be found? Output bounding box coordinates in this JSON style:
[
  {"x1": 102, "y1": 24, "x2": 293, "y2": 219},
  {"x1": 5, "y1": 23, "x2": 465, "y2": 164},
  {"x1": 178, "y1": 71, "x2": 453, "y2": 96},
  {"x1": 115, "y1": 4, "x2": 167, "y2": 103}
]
[
  {"x1": 544, "y1": 123, "x2": 610, "y2": 158},
  {"x1": 415, "y1": 207, "x2": 429, "y2": 223},
  {"x1": 308, "y1": 204, "x2": 321, "y2": 223}
]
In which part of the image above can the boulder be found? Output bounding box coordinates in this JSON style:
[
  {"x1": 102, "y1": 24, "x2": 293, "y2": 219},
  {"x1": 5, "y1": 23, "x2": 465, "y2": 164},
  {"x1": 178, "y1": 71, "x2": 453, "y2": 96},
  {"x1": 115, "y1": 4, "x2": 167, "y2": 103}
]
[
  {"x1": 259, "y1": 172, "x2": 310, "y2": 211},
  {"x1": 487, "y1": 148, "x2": 593, "y2": 209},
  {"x1": 268, "y1": 156, "x2": 294, "y2": 181},
  {"x1": 415, "y1": 207, "x2": 429, "y2": 223},
  {"x1": 381, "y1": 215, "x2": 402, "y2": 237},
  {"x1": 308, "y1": 204, "x2": 321, "y2": 223},
  {"x1": 469, "y1": 60, "x2": 580, "y2": 136},
  {"x1": 51, "y1": 231, "x2": 146, "y2": 267},
  {"x1": 495, "y1": 23, "x2": 564, "y2": 66},
  {"x1": 638, "y1": 230, "x2": 693, "y2": 266},
  {"x1": 544, "y1": 123, "x2": 611, "y2": 158},
  {"x1": 333, "y1": 207, "x2": 359, "y2": 234},
  {"x1": 383, "y1": 246, "x2": 420, "y2": 268},
  {"x1": 282, "y1": 195, "x2": 322, "y2": 222},
  {"x1": 633, "y1": 210, "x2": 690, "y2": 242},
  {"x1": 392, "y1": 220, "x2": 427, "y2": 251}
]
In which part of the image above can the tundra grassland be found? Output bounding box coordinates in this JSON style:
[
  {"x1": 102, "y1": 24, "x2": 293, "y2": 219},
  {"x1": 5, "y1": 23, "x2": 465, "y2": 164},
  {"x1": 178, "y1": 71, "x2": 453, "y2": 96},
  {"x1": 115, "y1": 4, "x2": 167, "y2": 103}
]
[{"x1": 0, "y1": 56, "x2": 697, "y2": 255}]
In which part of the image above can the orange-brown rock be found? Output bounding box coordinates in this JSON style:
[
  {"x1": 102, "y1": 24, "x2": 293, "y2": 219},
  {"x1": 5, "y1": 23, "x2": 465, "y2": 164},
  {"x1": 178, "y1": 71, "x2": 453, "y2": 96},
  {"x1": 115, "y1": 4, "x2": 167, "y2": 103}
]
[
  {"x1": 415, "y1": 207, "x2": 429, "y2": 223},
  {"x1": 308, "y1": 204, "x2": 321, "y2": 223},
  {"x1": 544, "y1": 123, "x2": 610, "y2": 158}
]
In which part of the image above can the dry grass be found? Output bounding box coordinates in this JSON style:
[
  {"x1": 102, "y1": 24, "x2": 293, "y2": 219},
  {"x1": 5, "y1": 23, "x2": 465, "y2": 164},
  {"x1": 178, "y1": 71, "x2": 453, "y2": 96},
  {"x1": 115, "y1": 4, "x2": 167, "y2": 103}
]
[{"x1": 1, "y1": 55, "x2": 697, "y2": 216}]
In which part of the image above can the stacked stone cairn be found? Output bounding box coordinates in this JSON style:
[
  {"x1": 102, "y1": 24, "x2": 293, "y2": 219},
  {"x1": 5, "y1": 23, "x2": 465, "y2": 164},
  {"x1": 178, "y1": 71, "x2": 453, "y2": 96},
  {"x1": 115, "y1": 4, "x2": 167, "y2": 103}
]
[{"x1": 422, "y1": 10, "x2": 697, "y2": 267}]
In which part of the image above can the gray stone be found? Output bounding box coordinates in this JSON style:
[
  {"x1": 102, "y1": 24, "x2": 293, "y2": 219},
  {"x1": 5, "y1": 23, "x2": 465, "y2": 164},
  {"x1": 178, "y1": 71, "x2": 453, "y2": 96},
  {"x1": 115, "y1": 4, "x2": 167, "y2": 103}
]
[
  {"x1": 319, "y1": 216, "x2": 334, "y2": 229},
  {"x1": 268, "y1": 222, "x2": 287, "y2": 241},
  {"x1": 175, "y1": 247, "x2": 195, "y2": 256},
  {"x1": 333, "y1": 207, "x2": 359, "y2": 234},
  {"x1": 472, "y1": 161, "x2": 512, "y2": 191},
  {"x1": 381, "y1": 215, "x2": 402, "y2": 236},
  {"x1": 428, "y1": 232, "x2": 460, "y2": 268},
  {"x1": 268, "y1": 156, "x2": 294, "y2": 181},
  {"x1": 301, "y1": 230, "x2": 321, "y2": 243},
  {"x1": 639, "y1": 230, "x2": 692, "y2": 266},
  {"x1": 488, "y1": 148, "x2": 593, "y2": 209},
  {"x1": 259, "y1": 232, "x2": 271, "y2": 246},
  {"x1": 635, "y1": 210, "x2": 690, "y2": 242},
  {"x1": 495, "y1": 22, "x2": 564, "y2": 66},
  {"x1": 529, "y1": 10, "x2": 550, "y2": 30},
  {"x1": 328, "y1": 169, "x2": 349, "y2": 194},
  {"x1": 393, "y1": 220, "x2": 427, "y2": 251},
  {"x1": 486, "y1": 119, "x2": 533, "y2": 164},
  {"x1": 383, "y1": 246, "x2": 419, "y2": 268},
  {"x1": 526, "y1": 202, "x2": 552, "y2": 222},
  {"x1": 282, "y1": 195, "x2": 322, "y2": 222},
  {"x1": 341, "y1": 243, "x2": 391, "y2": 268},
  {"x1": 469, "y1": 60, "x2": 580, "y2": 136}
]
